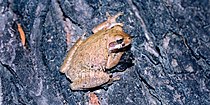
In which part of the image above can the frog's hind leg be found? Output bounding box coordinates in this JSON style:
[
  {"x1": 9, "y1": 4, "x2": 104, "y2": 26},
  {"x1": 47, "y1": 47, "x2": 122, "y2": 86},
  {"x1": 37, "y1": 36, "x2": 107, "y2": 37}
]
[
  {"x1": 92, "y1": 12, "x2": 124, "y2": 33},
  {"x1": 60, "y1": 35, "x2": 84, "y2": 73},
  {"x1": 70, "y1": 70, "x2": 117, "y2": 90}
]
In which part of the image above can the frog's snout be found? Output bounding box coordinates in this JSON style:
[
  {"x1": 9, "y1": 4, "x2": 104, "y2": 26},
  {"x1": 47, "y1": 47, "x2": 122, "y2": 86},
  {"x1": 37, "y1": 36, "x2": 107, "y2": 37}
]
[{"x1": 124, "y1": 36, "x2": 132, "y2": 46}]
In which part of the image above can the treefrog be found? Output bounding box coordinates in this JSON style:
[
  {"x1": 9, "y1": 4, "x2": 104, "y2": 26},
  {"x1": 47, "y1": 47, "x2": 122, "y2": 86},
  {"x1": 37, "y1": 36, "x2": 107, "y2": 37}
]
[{"x1": 60, "y1": 12, "x2": 132, "y2": 90}]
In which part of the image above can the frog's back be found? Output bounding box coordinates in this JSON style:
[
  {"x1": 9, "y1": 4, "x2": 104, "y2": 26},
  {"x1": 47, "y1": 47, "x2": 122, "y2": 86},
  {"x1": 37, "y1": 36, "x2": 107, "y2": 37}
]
[{"x1": 70, "y1": 30, "x2": 109, "y2": 72}]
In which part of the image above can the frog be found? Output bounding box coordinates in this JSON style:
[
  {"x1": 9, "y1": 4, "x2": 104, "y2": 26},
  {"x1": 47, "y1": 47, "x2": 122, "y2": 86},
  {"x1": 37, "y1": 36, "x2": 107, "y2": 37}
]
[{"x1": 60, "y1": 12, "x2": 132, "y2": 90}]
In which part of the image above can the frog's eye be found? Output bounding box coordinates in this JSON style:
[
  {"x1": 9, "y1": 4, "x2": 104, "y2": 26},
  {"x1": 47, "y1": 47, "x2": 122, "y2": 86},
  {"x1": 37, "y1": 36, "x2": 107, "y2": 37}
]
[{"x1": 116, "y1": 38, "x2": 124, "y2": 44}]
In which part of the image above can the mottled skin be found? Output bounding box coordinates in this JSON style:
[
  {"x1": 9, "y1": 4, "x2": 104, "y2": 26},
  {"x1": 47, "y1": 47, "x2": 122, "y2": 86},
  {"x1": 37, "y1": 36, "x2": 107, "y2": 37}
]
[{"x1": 60, "y1": 13, "x2": 132, "y2": 90}]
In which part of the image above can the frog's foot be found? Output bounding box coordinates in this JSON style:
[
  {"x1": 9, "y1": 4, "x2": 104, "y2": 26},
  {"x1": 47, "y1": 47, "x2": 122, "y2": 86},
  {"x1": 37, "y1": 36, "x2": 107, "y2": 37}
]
[
  {"x1": 106, "y1": 12, "x2": 124, "y2": 29},
  {"x1": 70, "y1": 70, "x2": 111, "y2": 90},
  {"x1": 92, "y1": 12, "x2": 124, "y2": 33}
]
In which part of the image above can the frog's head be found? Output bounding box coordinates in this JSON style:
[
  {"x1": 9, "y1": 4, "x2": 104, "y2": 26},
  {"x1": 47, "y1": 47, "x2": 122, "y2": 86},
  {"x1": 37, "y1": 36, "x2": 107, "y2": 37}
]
[{"x1": 108, "y1": 32, "x2": 132, "y2": 52}]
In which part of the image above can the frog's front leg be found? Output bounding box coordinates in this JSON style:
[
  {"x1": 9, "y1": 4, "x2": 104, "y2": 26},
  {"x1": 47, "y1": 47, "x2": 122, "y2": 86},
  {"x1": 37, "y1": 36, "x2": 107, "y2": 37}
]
[
  {"x1": 70, "y1": 70, "x2": 118, "y2": 90},
  {"x1": 92, "y1": 12, "x2": 124, "y2": 33},
  {"x1": 60, "y1": 37, "x2": 84, "y2": 73},
  {"x1": 106, "y1": 52, "x2": 124, "y2": 69}
]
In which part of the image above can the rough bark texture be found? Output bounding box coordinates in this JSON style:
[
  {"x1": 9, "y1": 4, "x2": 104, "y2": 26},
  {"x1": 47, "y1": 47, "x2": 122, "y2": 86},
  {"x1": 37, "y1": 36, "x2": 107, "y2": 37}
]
[{"x1": 0, "y1": 0, "x2": 210, "y2": 105}]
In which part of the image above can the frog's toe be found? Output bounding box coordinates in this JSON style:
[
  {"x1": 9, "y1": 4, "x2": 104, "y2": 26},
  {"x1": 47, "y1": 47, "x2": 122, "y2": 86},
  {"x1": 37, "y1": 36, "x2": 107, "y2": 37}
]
[
  {"x1": 113, "y1": 12, "x2": 123, "y2": 19},
  {"x1": 109, "y1": 75, "x2": 121, "y2": 82},
  {"x1": 107, "y1": 12, "x2": 123, "y2": 20},
  {"x1": 108, "y1": 23, "x2": 123, "y2": 29}
]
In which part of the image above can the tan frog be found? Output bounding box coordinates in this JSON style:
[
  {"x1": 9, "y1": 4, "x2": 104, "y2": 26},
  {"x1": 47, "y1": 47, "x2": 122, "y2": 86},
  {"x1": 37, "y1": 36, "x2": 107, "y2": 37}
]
[{"x1": 60, "y1": 12, "x2": 132, "y2": 90}]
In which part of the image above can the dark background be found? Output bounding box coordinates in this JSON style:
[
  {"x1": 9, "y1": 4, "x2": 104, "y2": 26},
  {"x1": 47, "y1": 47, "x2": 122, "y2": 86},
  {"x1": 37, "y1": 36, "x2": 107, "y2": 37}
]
[{"x1": 0, "y1": 0, "x2": 210, "y2": 105}]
